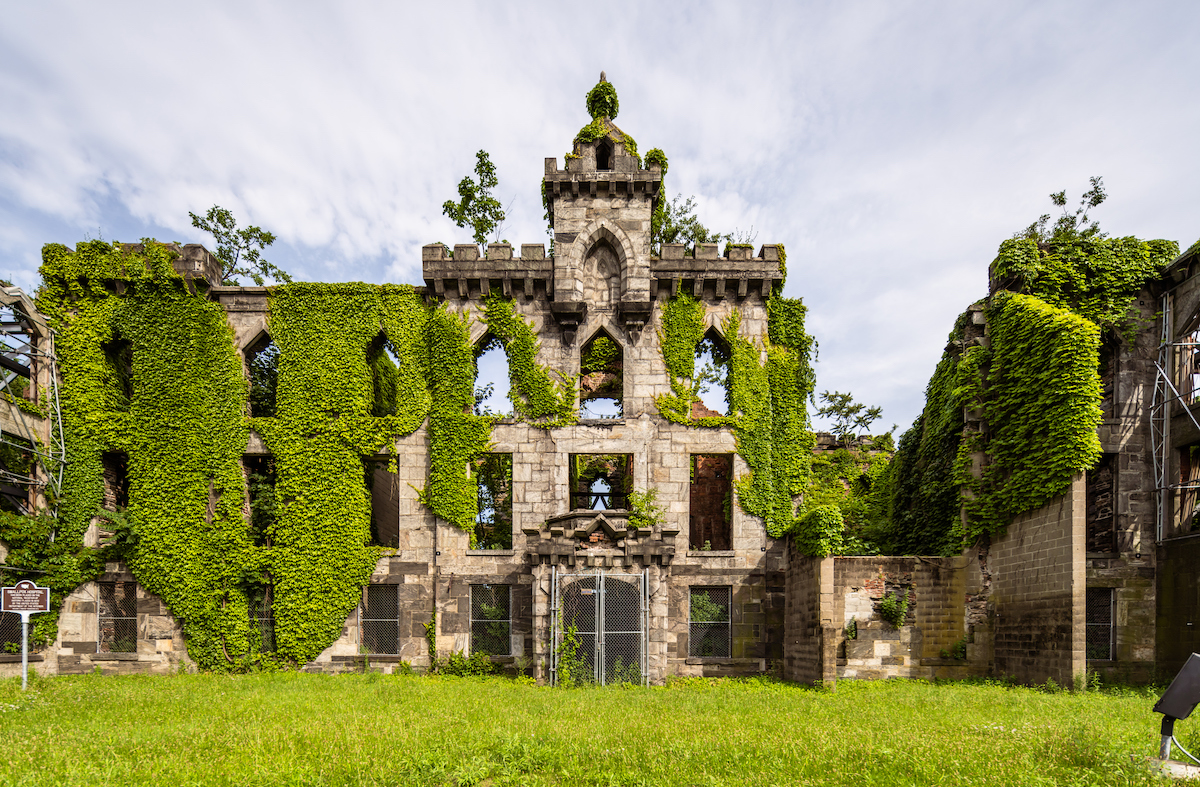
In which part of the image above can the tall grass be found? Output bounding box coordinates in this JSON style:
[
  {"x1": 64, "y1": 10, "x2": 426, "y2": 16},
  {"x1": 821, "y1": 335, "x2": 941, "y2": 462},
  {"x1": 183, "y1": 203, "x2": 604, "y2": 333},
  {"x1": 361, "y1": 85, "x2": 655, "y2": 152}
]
[{"x1": 0, "y1": 673, "x2": 1177, "y2": 786}]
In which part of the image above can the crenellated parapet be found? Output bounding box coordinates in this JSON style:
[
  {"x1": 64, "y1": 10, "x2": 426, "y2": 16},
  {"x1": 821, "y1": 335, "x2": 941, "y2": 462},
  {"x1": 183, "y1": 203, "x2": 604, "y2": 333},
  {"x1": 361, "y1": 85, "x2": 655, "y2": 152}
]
[
  {"x1": 651, "y1": 244, "x2": 784, "y2": 301},
  {"x1": 421, "y1": 242, "x2": 552, "y2": 301}
]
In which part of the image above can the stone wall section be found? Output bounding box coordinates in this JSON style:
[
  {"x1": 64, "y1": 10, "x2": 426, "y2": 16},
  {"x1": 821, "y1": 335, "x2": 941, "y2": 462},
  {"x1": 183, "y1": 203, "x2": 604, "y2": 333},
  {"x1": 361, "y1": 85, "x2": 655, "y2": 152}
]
[
  {"x1": 782, "y1": 547, "x2": 834, "y2": 686},
  {"x1": 990, "y1": 473, "x2": 1085, "y2": 686}
]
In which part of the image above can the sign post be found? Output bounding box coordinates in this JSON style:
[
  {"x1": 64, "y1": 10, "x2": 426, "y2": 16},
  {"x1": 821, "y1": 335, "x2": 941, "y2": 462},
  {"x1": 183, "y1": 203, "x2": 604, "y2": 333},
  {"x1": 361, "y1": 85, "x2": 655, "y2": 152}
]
[{"x1": 1, "y1": 580, "x2": 50, "y2": 690}]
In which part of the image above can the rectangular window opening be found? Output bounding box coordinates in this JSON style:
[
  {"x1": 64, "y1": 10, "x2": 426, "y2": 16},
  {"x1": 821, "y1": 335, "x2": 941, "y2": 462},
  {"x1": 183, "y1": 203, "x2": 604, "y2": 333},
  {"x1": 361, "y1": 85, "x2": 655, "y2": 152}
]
[
  {"x1": 360, "y1": 583, "x2": 400, "y2": 655},
  {"x1": 570, "y1": 454, "x2": 632, "y2": 511},
  {"x1": 690, "y1": 454, "x2": 732, "y2": 550},
  {"x1": 689, "y1": 586, "x2": 732, "y2": 658},
  {"x1": 470, "y1": 584, "x2": 512, "y2": 656},
  {"x1": 98, "y1": 581, "x2": 138, "y2": 653},
  {"x1": 474, "y1": 454, "x2": 513, "y2": 550},
  {"x1": 363, "y1": 456, "x2": 399, "y2": 548},
  {"x1": 102, "y1": 450, "x2": 130, "y2": 512},
  {"x1": 1085, "y1": 587, "x2": 1114, "y2": 661},
  {"x1": 1086, "y1": 453, "x2": 1116, "y2": 553},
  {"x1": 1177, "y1": 445, "x2": 1200, "y2": 536},
  {"x1": 248, "y1": 584, "x2": 275, "y2": 653},
  {"x1": 245, "y1": 455, "x2": 276, "y2": 547},
  {"x1": 0, "y1": 611, "x2": 21, "y2": 655},
  {"x1": 0, "y1": 302, "x2": 36, "y2": 403}
]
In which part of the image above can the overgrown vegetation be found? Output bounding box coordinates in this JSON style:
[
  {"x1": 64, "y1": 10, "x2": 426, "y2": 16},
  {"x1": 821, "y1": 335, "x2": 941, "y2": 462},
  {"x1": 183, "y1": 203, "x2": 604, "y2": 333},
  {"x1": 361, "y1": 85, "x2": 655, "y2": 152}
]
[
  {"x1": 189, "y1": 205, "x2": 291, "y2": 286},
  {"x1": 0, "y1": 673, "x2": 1176, "y2": 786},
  {"x1": 442, "y1": 150, "x2": 506, "y2": 247},
  {"x1": 883, "y1": 183, "x2": 1179, "y2": 554}
]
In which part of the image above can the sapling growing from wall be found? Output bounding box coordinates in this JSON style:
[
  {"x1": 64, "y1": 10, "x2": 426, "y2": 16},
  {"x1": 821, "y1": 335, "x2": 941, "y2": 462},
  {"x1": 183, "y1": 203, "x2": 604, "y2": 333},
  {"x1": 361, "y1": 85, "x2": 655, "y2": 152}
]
[
  {"x1": 443, "y1": 150, "x2": 506, "y2": 248},
  {"x1": 189, "y1": 205, "x2": 291, "y2": 286}
]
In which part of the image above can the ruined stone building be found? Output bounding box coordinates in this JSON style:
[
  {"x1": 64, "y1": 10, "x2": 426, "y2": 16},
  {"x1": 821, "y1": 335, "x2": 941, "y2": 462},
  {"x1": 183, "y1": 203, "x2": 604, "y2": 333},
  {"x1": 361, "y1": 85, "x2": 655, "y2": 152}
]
[{"x1": 0, "y1": 80, "x2": 1197, "y2": 687}]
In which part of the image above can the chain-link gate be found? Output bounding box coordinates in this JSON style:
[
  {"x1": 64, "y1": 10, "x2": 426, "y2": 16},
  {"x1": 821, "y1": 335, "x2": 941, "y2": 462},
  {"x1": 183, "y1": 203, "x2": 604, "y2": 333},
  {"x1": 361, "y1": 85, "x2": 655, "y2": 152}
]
[{"x1": 550, "y1": 567, "x2": 647, "y2": 686}]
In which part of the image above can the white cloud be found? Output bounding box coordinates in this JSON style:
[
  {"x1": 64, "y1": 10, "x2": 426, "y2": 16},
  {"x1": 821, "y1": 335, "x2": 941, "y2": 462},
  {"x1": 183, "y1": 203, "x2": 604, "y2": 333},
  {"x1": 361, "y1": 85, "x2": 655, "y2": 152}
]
[{"x1": 2, "y1": 0, "x2": 1198, "y2": 430}]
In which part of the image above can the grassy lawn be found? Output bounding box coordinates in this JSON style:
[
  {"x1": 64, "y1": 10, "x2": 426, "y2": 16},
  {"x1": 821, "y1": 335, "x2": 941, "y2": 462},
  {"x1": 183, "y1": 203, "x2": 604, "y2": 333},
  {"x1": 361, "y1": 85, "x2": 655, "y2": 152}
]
[{"x1": 0, "y1": 672, "x2": 1182, "y2": 786}]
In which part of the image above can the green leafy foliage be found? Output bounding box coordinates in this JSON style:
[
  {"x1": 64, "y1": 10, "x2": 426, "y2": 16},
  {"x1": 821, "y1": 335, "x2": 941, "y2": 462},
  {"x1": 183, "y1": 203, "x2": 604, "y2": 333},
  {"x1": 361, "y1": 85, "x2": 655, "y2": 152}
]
[
  {"x1": 189, "y1": 205, "x2": 291, "y2": 286},
  {"x1": 1013, "y1": 177, "x2": 1108, "y2": 245},
  {"x1": 626, "y1": 488, "x2": 665, "y2": 530},
  {"x1": 879, "y1": 590, "x2": 909, "y2": 628},
  {"x1": 804, "y1": 444, "x2": 892, "y2": 555},
  {"x1": 655, "y1": 289, "x2": 818, "y2": 545},
  {"x1": 815, "y1": 391, "x2": 882, "y2": 445},
  {"x1": 481, "y1": 290, "x2": 577, "y2": 428},
  {"x1": 586, "y1": 79, "x2": 619, "y2": 120},
  {"x1": 442, "y1": 150, "x2": 506, "y2": 247},
  {"x1": 653, "y1": 195, "x2": 729, "y2": 256},
  {"x1": 794, "y1": 505, "x2": 844, "y2": 558}
]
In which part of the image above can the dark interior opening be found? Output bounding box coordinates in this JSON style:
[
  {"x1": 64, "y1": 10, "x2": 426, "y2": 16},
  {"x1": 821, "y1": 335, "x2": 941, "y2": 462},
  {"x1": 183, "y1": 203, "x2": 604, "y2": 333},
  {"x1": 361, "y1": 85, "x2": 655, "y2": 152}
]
[
  {"x1": 690, "y1": 454, "x2": 732, "y2": 550},
  {"x1": 101, "y1": 336, "x2": 133, "y2": 411},
  {"x1": 596, "y1": 140, "x2": 613, "y2": 170},
  {"x1": 101, "y1": 450, "x2": 129, "y2": 512},
  {"x1": 363, "y1": 456, "x2": 399, "y2": 548},
  {"x1": 0, "y1": 433, "x2": 35, "y2": 515}
]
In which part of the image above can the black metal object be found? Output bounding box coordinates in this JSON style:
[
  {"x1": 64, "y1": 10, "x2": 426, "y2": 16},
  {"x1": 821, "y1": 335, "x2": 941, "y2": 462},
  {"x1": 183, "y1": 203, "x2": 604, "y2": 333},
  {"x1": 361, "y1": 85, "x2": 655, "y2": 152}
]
[{"x1": 1156, "y1": 652, "x2": 1200, "y2": 720}]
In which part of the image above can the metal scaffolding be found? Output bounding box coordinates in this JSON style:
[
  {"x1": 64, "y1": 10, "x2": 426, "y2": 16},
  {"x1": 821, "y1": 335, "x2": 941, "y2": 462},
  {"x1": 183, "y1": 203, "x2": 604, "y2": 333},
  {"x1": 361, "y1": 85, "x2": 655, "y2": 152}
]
[
  {"x1": 0, "y1": 286, "x2": 65, "y2": 518},
  {"x1": 1151, "y1": 291, "x2": 1200, "y2": 542}
]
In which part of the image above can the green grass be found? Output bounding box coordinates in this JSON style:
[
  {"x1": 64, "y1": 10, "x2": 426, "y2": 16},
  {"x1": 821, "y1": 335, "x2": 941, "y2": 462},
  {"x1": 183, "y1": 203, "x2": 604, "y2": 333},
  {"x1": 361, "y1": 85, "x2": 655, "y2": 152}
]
[{"x1": 0, "y1": 672, "x2": 1181, "y2": 786}]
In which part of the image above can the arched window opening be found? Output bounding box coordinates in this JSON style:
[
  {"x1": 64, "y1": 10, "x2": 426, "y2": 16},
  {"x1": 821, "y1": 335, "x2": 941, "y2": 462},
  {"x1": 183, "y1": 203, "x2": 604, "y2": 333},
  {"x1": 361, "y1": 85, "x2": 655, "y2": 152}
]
[
  {"x1": 473, "y1": 453, "x2": 513, "y2": 549},
  {"x1": 693, "y1": 328, "x2": 731, "y2": 418},
  {"x1": 580, "y1": 330, "x2": 623, "y2": 419},
  {"x1": 367, "y1": 333, "x2": 401, "y2": 417},
  {"x1": 101, "y1": 335, "x2": 133, "y2": 412},
  {"x1": 246, "y1": 333, "x2": 279, "y2": 418},
  {"x1": 570, "y1": 453, "x2": 631, "y2": 511},
  {"x1": 596, "y1": 140, "x2": 613, "y2": 171},
  {"x1": 473, "y1": 335, "x2": 512, "y2": 417}
]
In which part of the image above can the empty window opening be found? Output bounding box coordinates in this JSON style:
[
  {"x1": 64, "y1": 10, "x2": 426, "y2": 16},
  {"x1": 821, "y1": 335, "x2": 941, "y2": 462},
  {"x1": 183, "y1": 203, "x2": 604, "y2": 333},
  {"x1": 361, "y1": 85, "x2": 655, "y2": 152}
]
[
  {"x1": 98, "y1": 581, "x2": 138, "y2": 653},
  {"x1": 100, "y1": 450, "x2": 129, "y2": 513},
  {"x1": 245, "y1": 455, "x2": 276, "y2": 547},
  {"x1": 0, "y1": 434, "x2": 35, "y2": 515},
  {"x1": 693, "y1": 329, "x2": 731, "y2": 418},
  {"x1": 1183, "y1": 322, "x2": 1200, "y2": 405},
  {"x1": 470, "y1": 584, "x2": 512, "y2": 656},
  {"x1": 689, "y1": 586, "x2": 732, "y2": 657},
  {"x1": 1098, "y1": 338, "x2": 1118, "y2": 418},
  {"x1": 474, "y1": 453, "x2": 513, "y2": 550},
  {"x1": 473, "y1": 336, "x2": 512, "y2": 417},
  {"x1": 367, "y1": 333, "x2": 400, "y2": 417},
  {"x1": 0, "y1": 302, "x2": 35, "y2": 402},
  {"x1": 1178, "y1": 445, "x2": 1200, "y2": 535},
  {"x1": 580, "y1": 331, "x2": 623, "y2": 419},
  {"x1": 360, "y1": 583, "x2": 400, "y2": 655},
  {"x1": 363, "y1": 457, "x2": 399, "y2": 548},
  {"x1": 690, "y1": 454, "x2": 732, "y2": 550},
  {"x1": 570, "y1": 454, "x2": 631, "y2": 511},
  {"x1": 596, "y1": 140, "x2": 613, "y2": 171},
  {"x1": 101, "y1": 336, "x2": 133, "y2": 411},
  {"x1": 1086, "y1": 453, "x2": 1116, "y2": 553},
  {"x1": 247, "y1": 583, "x2": 275, "y2": 653},
  {"x1": 246, "y1": 334, "x2": 279, "y2": 418},
  {"x1": 1085, "y1": 587, "x2": 1114, "y2": 661}
]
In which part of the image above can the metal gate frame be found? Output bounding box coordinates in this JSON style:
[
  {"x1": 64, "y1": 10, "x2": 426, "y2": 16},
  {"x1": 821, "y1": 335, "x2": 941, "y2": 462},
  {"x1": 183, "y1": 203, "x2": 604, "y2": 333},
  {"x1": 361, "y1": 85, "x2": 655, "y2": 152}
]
[{"x1": 550, "y1": 567, "x2": 648, "y2": 686}]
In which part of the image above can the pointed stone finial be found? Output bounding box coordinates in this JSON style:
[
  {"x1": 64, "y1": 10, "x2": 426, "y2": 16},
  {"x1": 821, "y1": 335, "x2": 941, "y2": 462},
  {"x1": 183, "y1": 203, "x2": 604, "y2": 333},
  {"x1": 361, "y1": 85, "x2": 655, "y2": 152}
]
[{"x1": 600, "y1": 71, "x2": 607, "y2": 82}]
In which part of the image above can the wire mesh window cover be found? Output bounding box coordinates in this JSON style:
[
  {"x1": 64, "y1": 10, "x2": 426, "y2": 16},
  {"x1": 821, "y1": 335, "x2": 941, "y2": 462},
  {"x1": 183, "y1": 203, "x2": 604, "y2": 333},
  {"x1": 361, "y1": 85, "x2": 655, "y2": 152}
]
[
  {"x1": 0, "y1": 611, "x2": 21, "y2": 655},
  {"x1": 470, "y1": 584, "x2": 512, "y2": 656},
  {"x1": 1086, "y1": 587, "x2": 1115, "y2": 661},
  {"x1": 98, "y1": 581, "x2": 138, "y2": 653},
  {"x1": 689, "y1": 586, "x2": 732, "y2": 658},
  {"x1": 248, "y1": 590, "x2": 276, "y2": 653},
  {"x1": 360, "y1": 584, "x2": 400, "y2": 655},
  {"x1": 551, "y1": 569, "x2": 647, "y2": 686}
]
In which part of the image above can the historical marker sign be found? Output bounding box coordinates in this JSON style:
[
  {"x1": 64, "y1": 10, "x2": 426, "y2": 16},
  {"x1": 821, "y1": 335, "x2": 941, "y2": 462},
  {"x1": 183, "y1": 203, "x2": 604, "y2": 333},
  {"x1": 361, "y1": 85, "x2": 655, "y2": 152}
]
[
  {"x1": 2, "y1": 580, "x2": 50, "y2": 614},
  {"x1": 1, "y1": 579, "x2": 50, "y2": 691}
]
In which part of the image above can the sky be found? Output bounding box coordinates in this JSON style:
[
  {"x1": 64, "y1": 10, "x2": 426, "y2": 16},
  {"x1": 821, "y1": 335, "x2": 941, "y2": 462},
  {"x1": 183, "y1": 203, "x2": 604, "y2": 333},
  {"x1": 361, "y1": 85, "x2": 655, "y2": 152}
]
[{"x1": 3, "y1": 1, "x2": 1198, "y2": 433}]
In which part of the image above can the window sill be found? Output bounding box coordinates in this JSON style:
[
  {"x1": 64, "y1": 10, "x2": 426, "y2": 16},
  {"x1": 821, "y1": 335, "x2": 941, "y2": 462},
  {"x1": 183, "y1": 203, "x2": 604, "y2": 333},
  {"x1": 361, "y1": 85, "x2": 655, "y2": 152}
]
[
  {"x1": 686, "y1": 550, "x2": 737, "y2": 557},
  {"x1": 92, "y1": 652, "x2": 140, "y2": 661},
  {"x1": 466, "y1": 549, "x2": 517, "y2": 557},
  {"x1": 0, "y1": 654, "x2": 43, "y2": 663},
  {"x1": 683, "y1": 657, "x2": 754, "y2": 665}
]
